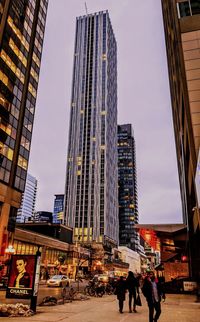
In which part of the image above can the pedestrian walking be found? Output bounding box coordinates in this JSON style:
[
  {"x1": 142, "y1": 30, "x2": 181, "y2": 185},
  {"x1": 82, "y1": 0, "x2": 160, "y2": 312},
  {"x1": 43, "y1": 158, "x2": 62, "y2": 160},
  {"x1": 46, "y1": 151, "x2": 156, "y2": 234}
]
[
  {"x1": 142, "y1": 271, "x2": 165, "y2": 322},
  {"x1": 115, "y1": 276, "x2": 126, "y2": 313},
  {"x1": 126, "y1": 271, "x2": 139, "y2": 313}
]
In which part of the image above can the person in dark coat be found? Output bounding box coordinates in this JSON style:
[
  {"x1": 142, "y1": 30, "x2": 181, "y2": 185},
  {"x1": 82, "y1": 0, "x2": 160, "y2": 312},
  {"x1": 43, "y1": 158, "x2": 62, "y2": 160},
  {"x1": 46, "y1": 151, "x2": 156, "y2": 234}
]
[
  {"x1": 142, "y1": 271, "x2": 165, "y2": 322},
  {"x1": 115, "y1": 276, "x2": 126, "y2": 313},
  {"x1": 126, "y1": 271, "x2": 139, "y2": 313}
]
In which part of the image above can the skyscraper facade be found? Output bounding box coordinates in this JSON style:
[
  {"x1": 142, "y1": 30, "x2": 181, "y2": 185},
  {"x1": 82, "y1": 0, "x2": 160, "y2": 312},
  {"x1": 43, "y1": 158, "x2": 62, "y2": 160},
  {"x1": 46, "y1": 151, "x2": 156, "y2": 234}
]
[
  {"x1": 0, "y1": 0, "x2": 48, "y2": 256},
  {"x1": 16, "y1": 173, "x2": 37, "y2": 223},
  {"x1": 118, "y1": 124, "x2": 139, "y2": 251},
  {"x1": 161, "y1": 0, "x2": 200, "y2": 277},
  {"x1": 64, "y1": 11, "x2": 118, "y2": 246}
]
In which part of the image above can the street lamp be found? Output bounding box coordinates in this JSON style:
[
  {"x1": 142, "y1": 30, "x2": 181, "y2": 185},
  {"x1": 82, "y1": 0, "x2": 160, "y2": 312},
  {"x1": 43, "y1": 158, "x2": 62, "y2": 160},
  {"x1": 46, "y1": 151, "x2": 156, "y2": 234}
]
[
  {"x1": 5, "y1": 245, "x2": 15, "y2": 255},
  {"x1": 4, "y1": 245, "x2": 15, "y2": 276}
]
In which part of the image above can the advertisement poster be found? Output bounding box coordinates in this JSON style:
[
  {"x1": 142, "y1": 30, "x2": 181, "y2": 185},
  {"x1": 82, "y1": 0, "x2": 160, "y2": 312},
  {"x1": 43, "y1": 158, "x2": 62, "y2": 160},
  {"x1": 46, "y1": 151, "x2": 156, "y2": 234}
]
[{"x1": 6, "y1": 255, "x2": 36, "y2": 299}]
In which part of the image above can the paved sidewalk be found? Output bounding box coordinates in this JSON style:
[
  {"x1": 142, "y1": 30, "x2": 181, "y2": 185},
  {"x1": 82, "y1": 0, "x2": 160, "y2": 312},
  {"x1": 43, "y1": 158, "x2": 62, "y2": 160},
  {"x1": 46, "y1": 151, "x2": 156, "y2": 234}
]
[{"x1": 0, "y1": 293, "x2": 199, "y2": 322}]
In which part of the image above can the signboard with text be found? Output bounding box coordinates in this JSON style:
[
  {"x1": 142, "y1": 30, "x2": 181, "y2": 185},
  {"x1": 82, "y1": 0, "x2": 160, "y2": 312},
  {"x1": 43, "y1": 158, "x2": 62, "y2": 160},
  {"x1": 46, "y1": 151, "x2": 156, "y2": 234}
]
[
  {"x1": 183, "y1": 281, "x2": 197, "y2": 292},
  {"x1": 6, "y1": 255, "x2": 36, "y2": 299}
]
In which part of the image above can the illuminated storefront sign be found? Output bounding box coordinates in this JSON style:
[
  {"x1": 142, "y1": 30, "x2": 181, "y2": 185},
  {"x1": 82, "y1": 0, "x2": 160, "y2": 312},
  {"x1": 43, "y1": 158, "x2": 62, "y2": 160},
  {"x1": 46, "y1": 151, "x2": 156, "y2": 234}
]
[{"x1": 139, "y1": 229, "x2": 160, "y2": 251}]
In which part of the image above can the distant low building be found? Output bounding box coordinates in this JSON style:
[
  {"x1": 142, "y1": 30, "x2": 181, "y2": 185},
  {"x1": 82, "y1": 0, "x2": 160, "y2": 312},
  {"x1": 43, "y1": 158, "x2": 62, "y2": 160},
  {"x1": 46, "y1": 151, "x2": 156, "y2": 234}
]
[
  {"x1": 29, "y1": 211, "x2": 53, "y2": 223},
  {"x1": 118, "y1": 246, "x2": 141, "y2": 274},
  {"x1": 13, "y1": 224, "x2": 89, "y2": 279},
  {"x1": 136, "y1": 223, "x2": 188, "y2": 281},
  {"x1": 16, "y1": 222, "x2": 73, "y2": 244}
]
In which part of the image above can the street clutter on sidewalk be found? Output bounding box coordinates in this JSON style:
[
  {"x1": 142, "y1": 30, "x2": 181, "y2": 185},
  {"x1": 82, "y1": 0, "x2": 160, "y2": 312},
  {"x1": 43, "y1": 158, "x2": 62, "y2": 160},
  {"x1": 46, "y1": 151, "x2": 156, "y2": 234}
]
[{"x1": 0, "y1": 293, "x2": 199, "y2": 322}]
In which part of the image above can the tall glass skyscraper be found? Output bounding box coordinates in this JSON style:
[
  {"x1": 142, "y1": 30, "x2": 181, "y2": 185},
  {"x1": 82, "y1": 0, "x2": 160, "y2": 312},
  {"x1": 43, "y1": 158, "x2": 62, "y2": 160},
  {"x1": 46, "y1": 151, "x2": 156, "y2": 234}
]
[
  {"x1": 64, "y1": 11, "x2": 118, "y2": 246},
  {"x1": 0, "y1": 0, "x2": 48, "y2": 255},
  {"x1": 118, "y1": 124, "x2": 139, "y2": 251},
  {"x1": 17, "y1": 173, "x2": 37, "y2": 223}
]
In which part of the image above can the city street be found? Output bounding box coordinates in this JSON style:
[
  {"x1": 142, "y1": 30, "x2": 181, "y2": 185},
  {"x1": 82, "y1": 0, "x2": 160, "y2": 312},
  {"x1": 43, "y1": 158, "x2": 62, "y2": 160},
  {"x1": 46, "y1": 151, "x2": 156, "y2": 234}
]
[
  {"x1": 0, "y1": 293, "x2": 199, "y2": 322},
  {"x1": 0, "y1": 280, "x2": 87, "y2": 305}
]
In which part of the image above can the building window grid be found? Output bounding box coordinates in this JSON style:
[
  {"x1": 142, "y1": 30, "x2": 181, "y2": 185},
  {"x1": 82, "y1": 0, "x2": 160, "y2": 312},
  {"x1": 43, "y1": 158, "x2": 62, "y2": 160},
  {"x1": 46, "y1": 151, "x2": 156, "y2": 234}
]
[{"x1": 65, "y1": 12, "x2": 117, "y2": 242}]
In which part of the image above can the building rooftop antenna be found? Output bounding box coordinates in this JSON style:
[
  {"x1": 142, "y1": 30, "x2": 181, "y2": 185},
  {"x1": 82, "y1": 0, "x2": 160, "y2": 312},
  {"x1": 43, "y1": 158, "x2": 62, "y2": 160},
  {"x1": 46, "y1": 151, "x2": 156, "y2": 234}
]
[{"x1": 85, "y1": 2, "x2": 88, "y2": 15}]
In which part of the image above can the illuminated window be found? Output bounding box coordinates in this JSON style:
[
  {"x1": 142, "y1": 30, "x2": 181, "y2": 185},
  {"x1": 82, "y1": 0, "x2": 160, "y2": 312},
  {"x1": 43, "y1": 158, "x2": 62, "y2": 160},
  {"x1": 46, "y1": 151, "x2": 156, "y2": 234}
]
[
  {"x1": 32, "y1": 52, "x2": 40, "y2": 67},
  {"x1": 18, "y1": 155, "x2": 28, "y2": 170},
  {"x1": 0, "y1": 70, "x2": 13, "y2": 91},
  {"x1": 0, "y1": 50, "x2": 25, "y2": 84},
  {"x1": 9, "y1": 38, "x2": 27, "y2": 67},
  {"x1": 30, "y1": 67, "x2": 39, "y2": 82},
  {"x1": 0, "y1": 94, "x2": 10, "y2": 110},
  {"x1": 1, "y1": 145, "x2": 13, "y2": 161},
  {"x1": 28, "y1": 83, "x2": 37, "y2": 98},
  {"x1": 7, "y1": 16, "x2": 29, "y2": 51}
]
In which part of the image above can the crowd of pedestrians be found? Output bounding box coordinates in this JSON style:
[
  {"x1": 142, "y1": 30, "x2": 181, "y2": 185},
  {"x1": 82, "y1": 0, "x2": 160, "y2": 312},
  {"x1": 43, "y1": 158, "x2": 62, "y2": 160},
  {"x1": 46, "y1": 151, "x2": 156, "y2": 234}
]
[{"x1": 115, "y1": 270, "x2": 165, "y2": 322}]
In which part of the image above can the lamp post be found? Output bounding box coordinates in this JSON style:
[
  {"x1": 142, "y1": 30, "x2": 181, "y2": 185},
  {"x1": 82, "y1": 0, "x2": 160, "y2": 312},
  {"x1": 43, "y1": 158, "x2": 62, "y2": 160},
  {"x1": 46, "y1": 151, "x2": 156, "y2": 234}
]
[
  {"x1": 5, "y1": 245, "x2": 15, "y2": 276},
  {"x1": 5, "y1": 245, "x2": 15, "y2": 256},
  {"x1": 30, "y1": 247, "x2": 41, "y2": 312}
]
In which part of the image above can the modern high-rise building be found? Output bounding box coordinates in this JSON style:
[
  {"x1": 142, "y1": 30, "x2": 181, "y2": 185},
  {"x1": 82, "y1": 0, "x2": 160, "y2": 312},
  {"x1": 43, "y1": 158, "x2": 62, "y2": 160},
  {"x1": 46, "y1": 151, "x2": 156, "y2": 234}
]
[
  {"x1": 64, "y1": 11, "x2": 118, "y2": 247},
  {"x1": 16, "y1": 173, "x2": 37, "y2": 223},
  {"x1": 118, "y1": 124, "x2": 139, "y2": 252},
  {"x1": 53, "y1": 194, "x2": 64, "y2": 224},
  {"x1": 161, "y1": 0, "x2": 200, "y2": 277},
  {"x1": 0, "y1": 0, "x2": 48, "y2": 257}
]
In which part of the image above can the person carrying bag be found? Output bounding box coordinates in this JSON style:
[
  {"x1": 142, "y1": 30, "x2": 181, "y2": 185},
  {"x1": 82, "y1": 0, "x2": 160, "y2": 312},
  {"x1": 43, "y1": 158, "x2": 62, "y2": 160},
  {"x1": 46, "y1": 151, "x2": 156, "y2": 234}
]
[
  {"x1": 126, "y1": 271, "x2": 140, "y2": 313},
  {"x1": 136, "y1": 292, "x2": 142, "y2": 306}
]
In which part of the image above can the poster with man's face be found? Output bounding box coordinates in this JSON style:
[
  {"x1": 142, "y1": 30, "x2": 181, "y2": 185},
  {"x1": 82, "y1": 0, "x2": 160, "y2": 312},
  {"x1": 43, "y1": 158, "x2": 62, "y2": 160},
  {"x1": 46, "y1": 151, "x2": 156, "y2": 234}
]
[{"x1": 6, "y1": 255, "x2": 36, "y2": 299}]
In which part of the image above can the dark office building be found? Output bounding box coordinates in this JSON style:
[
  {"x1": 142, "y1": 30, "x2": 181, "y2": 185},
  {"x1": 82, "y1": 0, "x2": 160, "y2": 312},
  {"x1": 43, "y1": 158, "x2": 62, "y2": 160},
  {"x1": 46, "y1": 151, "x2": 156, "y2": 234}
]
[
  {"x1": 16, "y1": 222, "x2": 73, "y2": 244},
  {"x1": 0, "y1": 0, "x2": 48, "y2": 258},
  {"x1": 30, "y1": 211, "x2": 53, "y2": 223},
  {"x1": 118, "y1": 124, "x2": 139, "y2": 251},
  {"x1": 161, "y1": 0, "x2": 200, "y2": 277},
  {"x1": 53, "y1": 194, "x2": 64, "y2": 224}
]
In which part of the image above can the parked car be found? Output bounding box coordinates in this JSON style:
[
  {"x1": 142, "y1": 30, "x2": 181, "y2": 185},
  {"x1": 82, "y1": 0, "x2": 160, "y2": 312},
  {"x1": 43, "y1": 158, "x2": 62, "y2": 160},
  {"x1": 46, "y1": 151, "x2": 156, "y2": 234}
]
[
  {"x1": 164, "y1": 276, "x2": 190, "y2": 293},
  {"x1": 96, "y1": 274, "x2": 109, "y2": 283},
  {"x1": 47, "y1": 275, "x2": 70, "y2": 287}
]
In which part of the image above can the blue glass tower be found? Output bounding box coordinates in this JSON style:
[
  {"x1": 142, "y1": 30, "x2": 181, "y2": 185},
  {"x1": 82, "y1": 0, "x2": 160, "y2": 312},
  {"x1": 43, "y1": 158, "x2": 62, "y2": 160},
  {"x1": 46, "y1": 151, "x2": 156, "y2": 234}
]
[
  {"x1": 53, "y1": 194, "x2": 64, "y2": 224},
  {"x1": 17, "y1": 173, "x2": 37, "y2": 223}
]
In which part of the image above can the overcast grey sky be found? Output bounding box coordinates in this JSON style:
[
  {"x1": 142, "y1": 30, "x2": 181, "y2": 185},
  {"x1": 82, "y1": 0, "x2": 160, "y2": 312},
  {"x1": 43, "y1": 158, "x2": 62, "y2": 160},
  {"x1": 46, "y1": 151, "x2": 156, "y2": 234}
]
[{"x1": 28, "y1": 0, "x2": 183, "y2": 224}]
